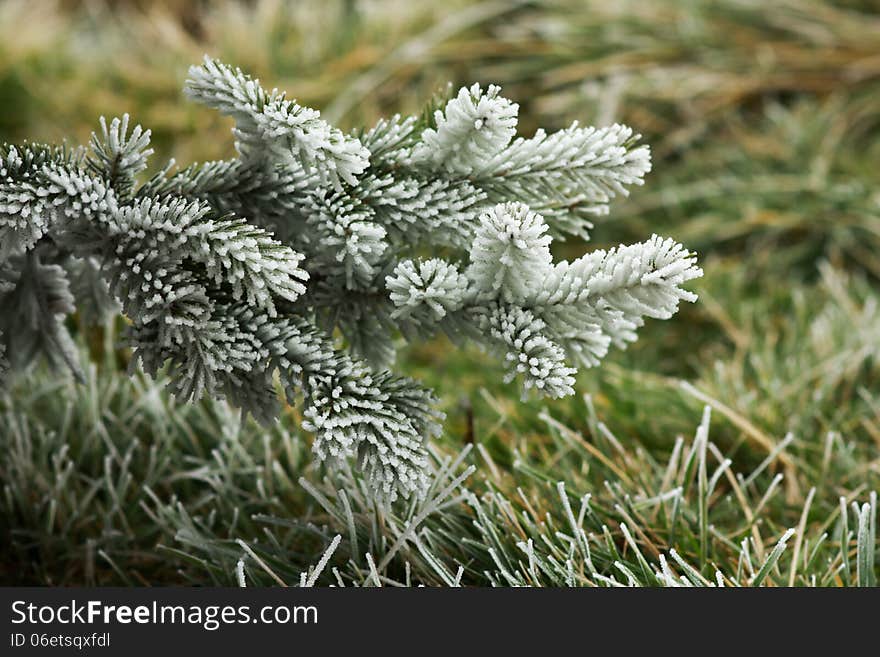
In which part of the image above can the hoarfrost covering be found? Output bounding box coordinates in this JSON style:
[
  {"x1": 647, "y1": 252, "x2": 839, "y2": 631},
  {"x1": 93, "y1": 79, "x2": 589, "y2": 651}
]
[{"x1": 0, "y1": 57, "x2": 700, "y2": 500}]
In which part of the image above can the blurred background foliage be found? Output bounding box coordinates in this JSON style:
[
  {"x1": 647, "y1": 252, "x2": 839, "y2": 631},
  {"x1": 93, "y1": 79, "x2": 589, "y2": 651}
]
[{"x1": 1, "y1": 0, "x2": 878, "y2": 585}]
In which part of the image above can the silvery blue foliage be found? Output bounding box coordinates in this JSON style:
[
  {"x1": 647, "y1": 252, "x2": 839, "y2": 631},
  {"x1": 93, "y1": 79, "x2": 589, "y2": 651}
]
[
  {"x1": 0, "y1": 57, "x2": 700, "y2": 498},
  {"x1": 184, "y1": 56, "x2": 370, "y2": 189},
  {"x1": 388, "y1": 202, "x2": 701, "y2": 399},
  {"x1": 467, "y1": 202, "x2": 553, "y2": 302},
  {"x1": 88, "y1": 114, "x2": 153, "y2": 196},
  {"x1": 411, "y1": 83, "x2": 519, "y2": 174}
]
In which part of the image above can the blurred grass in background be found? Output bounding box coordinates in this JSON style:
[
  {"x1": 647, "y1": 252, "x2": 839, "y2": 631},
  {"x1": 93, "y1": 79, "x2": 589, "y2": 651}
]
[{"x1": 1, "y1": 0, "x2": 878, "y2": 585}]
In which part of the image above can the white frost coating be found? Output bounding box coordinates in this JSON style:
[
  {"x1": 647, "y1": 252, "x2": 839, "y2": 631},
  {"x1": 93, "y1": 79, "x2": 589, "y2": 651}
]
[
  {"x1": 467, "y1": 201, "x2": 552, "y2": 302},
  {"x1": 1, "y1": 57, "x2": 700, "y2": 501},
  {"x1": 412, "y1": 83, "x2": 519, "y2": 174},
  {"x1": 185, "y1": 57, "x2": 369, "y2": 188}
]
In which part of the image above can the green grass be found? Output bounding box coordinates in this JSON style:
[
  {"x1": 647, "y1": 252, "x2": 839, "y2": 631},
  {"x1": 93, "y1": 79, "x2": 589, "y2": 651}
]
[
  {"x1": 1, "y1": 265, "x2": 876, "y2": 586},
  {"x1": 0, "y1": 0, "x2": 878, "y2": 585}
]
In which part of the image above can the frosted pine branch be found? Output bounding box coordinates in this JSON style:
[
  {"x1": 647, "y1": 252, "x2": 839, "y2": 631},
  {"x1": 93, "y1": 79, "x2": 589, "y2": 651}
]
[
  {"x1": 0, "y1": 254, "x2": 82, "y2": 380},
  {"x1": 114, "y1": 198, "x2": 309, "y2": 314},
  {"x1": 486, "y1": 304, "x2": 577, "y2": 399},
  {"x1": 477, "y1": 123, "x2": 652, "y2": 238},
  {"x1": 388, "y1": 202, "x2": 701, "y2": 394},
  {"x1": 411, "y1": 83, "x2": 519, "y2": 174},
  {"x1": 185, "y1": 57, "x2": 369, "y2": 188},
  {"x1": 1, "y1": 144, "x2": 85, "y2": 262},
  {"x1": 467, "y1": 202, "x2": 553, "y2": 302},
  {"x1": 387, "y1": 259, "x2": 468, "y2": 332},
  {"x1": 0, "y1": 57, "x2": 700, "y2": 500},
  {"x1": 88, "y1": 114, "x2": 153, "y2": 196}
]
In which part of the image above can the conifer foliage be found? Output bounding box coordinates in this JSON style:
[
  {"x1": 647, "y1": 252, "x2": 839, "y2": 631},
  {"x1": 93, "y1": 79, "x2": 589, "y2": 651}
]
[{"x1": 0, "y1": 57, "x2": 701, "y2": 500}]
